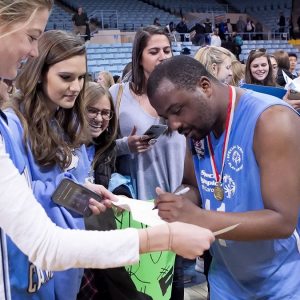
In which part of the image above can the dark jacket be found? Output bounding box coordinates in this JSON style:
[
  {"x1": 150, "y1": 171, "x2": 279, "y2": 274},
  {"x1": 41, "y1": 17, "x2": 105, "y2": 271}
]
[
  {"x1": 176, "y1": 21, "x2": 188, "y2": 33},
  {"x1": 276, "y1": 68, "x2": 296, "y2": 87}
]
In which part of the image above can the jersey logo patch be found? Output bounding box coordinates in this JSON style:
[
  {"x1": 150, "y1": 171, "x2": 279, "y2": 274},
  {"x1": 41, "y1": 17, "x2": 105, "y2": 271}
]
[{"x1": 227, "y1": 145, "x2": 243, "y2": 172}]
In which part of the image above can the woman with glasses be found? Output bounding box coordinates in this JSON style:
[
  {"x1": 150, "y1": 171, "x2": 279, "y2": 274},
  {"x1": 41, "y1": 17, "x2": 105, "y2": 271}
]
[
  {"x1": 78, "y1": 82, "x2": 144, "y2": 300},
  {"x1": 245, "y1": 48, "x2": 276, "y2": 86}
]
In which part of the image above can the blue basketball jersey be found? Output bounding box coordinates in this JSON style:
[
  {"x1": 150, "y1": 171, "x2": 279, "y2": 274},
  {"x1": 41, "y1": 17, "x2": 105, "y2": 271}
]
[{"x1": 192, "y1": 90, "x2": 300, "y2": 299}]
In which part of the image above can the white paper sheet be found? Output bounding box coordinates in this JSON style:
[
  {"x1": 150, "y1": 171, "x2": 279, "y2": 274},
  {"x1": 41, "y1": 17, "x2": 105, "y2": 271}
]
[
  {"x1": 113, "y1": 196, "x2": 240, "y2": 236},
  {"x1": 113, "y1": 196, "x2": 165, "y2": 227},
  {"x1": 282, "y1": 70, "x2": 300, "y2": 92}
]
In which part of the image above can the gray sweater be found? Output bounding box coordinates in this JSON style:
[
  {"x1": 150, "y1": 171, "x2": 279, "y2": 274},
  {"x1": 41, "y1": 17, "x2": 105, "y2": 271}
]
[{"x1": 110, "y1": 83, "x2": 186, "y2": 200}]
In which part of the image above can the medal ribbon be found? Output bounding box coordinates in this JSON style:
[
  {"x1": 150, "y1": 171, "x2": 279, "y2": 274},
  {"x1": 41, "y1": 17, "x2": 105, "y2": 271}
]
[{"x1": 207, "y1": 86, "x2": 236, "y2": 184}]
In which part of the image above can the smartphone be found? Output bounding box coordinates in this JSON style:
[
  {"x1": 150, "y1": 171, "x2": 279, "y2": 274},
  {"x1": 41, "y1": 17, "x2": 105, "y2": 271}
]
[
  {"x1": 142, "y1": 124, "x2": 168, "y2": 140},
  {"x1": 51, "y1": 178, "x2": 102, "y2": 217}
]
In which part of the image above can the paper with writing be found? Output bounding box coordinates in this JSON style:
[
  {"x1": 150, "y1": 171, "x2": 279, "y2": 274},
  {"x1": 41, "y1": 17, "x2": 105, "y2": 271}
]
[{"x1": 113, "y1": 196, "x2": 240, "y2": 235}]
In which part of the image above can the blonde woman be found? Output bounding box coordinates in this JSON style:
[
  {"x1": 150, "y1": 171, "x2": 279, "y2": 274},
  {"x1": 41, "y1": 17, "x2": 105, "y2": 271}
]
[
  {"x1": 230, "y1": 60, "x2": 245, "y2": 86},
  {"x1": 97, "y1": 70, "x2": 115, "y2": 89},
  {"x1": 194, "y1": 45, "x2": 233, "y2": 84}
]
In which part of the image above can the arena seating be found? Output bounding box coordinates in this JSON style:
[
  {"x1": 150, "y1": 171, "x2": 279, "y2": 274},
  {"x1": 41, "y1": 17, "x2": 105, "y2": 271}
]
[
  {"x1": 59, "y1": 0, "x2": 175, "y2": 30},
  {"x1": 144, "y1": 0, "x2": 228, "y2": 15},
  {"x1": 227, "y1": 0, "x2": 292, "y2": 31},
  {"x1": 86, "y1": 41, "x2": 200, "y2": 78},
  {"x1": 47, "y1": 1, "x2": 300, "y2": 78},
  {"x1": 46, "y1": 5, "x2": 73, "y2": 31}
]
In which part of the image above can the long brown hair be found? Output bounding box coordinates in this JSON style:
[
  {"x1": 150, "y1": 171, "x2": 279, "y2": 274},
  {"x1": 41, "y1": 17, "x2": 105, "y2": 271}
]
[
  {"x1": 245, "y1": 49, "x2": 276, "y2": 86},
  {"x1": 131, "y1": 25, "x2": 171, "y2": 95},
  {"x1": 9, "y1": 30, "x2": 90, "y2": 169}
]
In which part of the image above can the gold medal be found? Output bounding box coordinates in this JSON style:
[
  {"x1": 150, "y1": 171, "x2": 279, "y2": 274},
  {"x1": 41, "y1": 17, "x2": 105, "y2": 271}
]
[{"x1": 214, "y1": 182, "x2": 224, "y2": 201}]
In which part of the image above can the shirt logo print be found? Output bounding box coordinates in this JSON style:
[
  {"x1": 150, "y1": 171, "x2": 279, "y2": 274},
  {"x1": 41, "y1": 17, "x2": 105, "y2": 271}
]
[{"x1": 227, "y1": 145, "x2": 243, "y2": 172}]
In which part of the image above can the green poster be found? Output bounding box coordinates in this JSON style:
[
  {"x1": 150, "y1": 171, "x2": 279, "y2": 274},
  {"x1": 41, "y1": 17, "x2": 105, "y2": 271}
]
[{"x1": 115, "y1": 210, "x2": 175, "y2": 300}]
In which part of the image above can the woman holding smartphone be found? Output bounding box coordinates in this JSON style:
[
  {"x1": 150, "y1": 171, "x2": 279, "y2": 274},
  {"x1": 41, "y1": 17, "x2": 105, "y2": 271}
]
[
  {"x1": 0, "y1": 2, "x2": 214, "y2": 299},
  {"x1": 110, "y1": 26, "x2": 186, "y2": 201}
]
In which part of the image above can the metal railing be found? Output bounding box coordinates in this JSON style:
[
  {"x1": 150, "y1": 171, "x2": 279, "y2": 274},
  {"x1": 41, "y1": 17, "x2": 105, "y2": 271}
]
[{"x1": 89, "y1": 10, "x2": 118, "y2": 29}]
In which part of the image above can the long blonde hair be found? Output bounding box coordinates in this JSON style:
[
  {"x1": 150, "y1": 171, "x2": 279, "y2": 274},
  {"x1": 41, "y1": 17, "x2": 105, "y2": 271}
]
[
  {"x1": 97, "y1": 71, "x2": 114, "y2": 89},
  {"x1": 230, "y1": 60, "x2": 245, "y2": 86},
  {"x1": 0, "y1": 0, "x2": 53, "y2": 29},
  {"x1": 194, "y1": 46, "x2": 233, "y2": 78}
]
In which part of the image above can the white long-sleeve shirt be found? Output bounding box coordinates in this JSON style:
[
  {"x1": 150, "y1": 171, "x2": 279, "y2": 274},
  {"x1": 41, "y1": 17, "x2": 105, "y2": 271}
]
[{"x1": 0, "y1": 137, "x2": 139, "y2": 299}]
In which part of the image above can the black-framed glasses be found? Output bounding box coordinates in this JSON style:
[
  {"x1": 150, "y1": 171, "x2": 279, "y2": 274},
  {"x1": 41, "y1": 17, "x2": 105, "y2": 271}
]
[
  {"x1": 249, "y1": 48, "x2": 267, "y2": 55},
  {"x1": 86, "y1": 107, "x2": 113, "y2": 120}
]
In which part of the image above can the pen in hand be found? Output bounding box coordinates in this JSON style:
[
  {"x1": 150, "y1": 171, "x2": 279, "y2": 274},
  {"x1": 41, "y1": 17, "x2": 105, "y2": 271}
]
[{"x1": 152, "y1": 187, "x2": 191, "y2": 210}]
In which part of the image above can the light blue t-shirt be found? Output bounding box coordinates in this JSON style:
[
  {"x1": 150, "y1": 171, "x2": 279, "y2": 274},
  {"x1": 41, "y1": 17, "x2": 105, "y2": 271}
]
[{"x1": 4, "y1": 110, "x2": 91, "y2": 300}]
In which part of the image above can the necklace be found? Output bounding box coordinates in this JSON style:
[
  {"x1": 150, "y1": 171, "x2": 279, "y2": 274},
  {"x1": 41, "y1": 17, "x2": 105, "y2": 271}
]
[{"x1": 206, "y1": 86, "x2": 236, "y2": 201}]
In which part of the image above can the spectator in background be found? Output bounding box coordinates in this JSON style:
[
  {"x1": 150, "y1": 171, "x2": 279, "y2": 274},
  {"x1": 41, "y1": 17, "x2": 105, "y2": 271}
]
[
  {"x1": 236, "y1": 16, "x2": 246, "y2": 34},
  {"x1": 204, "y1": 18, "x2": 212, "y2": 45},
  {"x1": 176, "y1": 16, "x2": 188, "y2": 42},
  {"x1": 226, "y1": 18, "x2": 233, "y2": 40},
  {"x1": 189, "y1": 21, "x2": 206, "y2": 46},
  {"x1": 255, "y1": 21, "x2": 263, "y2": 40},
  {"x1": 245, "y1": 18, "x2": 255, "y2": 40},
  {"x1": 230, "y1": 60, "x2": 245, "y2": 86},
  {"x1": 218, "y1": 19, "x2": 227, "y2": 41},
  {"x1": 245, "y1": 48, "x2": 276, "y2": 86},
  {"x1": 232, "y1": 32, "x2": 243, "y2": 61},
  {"x1": 274, "y1": 50, "x2": 296, "y2": 86},
  {"x1": 288, "y1": 16, "x2": 295, "y2": 39},
  {"x1": 278, "y1": 12, "x2": 286, "y2": 34},
  {"x1": 153, "y1": 17, "x2": 161, "y2": 26},
  {"x1": 72, "y1": 6, "x2": 89, "y2": 37},
  {"x1": 288, "y1": 53, "x2": 299, "y2": 77},
  {"x1": 269, "y1": 55, "x2": 279, "y2": 81},
  {"x1": 97, "y1": 71, "x2": 115, "y2": 89},
  {"x1": 210, "y1": 28, "x2": 221, "y2": 47},
  {"x1": 194, "y1": 46, "x2": 233, "y2": 85}
]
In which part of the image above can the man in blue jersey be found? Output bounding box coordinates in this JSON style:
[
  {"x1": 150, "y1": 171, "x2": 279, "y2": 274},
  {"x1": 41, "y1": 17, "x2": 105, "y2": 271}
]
[{"x1": 147, "y1": 55, "x2": 300, "y2": 300}]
